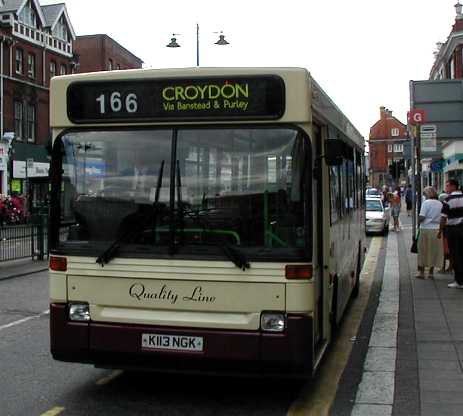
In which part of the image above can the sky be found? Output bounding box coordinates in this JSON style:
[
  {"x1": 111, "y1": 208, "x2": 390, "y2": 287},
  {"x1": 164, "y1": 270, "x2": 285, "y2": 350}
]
[{"x1": 40, "y1": 0, "x2": 457, "y2": 140}]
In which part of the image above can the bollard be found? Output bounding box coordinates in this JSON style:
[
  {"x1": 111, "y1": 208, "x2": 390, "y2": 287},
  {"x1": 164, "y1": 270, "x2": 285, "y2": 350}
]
[{"x1": 37, "y1": 215, "x2": 44, "y2": 260}]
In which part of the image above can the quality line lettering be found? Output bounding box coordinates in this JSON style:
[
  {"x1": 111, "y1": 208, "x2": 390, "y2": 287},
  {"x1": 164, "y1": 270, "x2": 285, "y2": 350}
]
[
  {"x1": 129, "y1": 283, "x2": 179, "y2": 304},
  {"x1": 162, "y1": 83, "x2": 249, "y2": 101},
  {"x1": 129, "y1": 283, "x2": 216, "y2": 304}
]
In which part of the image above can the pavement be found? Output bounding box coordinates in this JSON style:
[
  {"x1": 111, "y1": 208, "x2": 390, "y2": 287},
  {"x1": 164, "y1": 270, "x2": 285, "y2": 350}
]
[
  {"x1": 332, "y1": 210, "x2": 463, "y2": 416},
  {"x1": 0, "y1": 257, "x2": 48, "y2": 280}
]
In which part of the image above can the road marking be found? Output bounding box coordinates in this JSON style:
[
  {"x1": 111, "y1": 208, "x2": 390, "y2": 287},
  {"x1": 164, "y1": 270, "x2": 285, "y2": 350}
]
[
  {"x1": 96, "y1": 369, "x2": 124, "y2": 385},
  {"x1": 0, "y1": 309, "x2": 49, "y2": 332},
  {"x1": 287, "y1": 237, "x2": 382, "y2": 416},
  {"x1": 39, "y1": 406, "x2": 65, "y2": 416}
]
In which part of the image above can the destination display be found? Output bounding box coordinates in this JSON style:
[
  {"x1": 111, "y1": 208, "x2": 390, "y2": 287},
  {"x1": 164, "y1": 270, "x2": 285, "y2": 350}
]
[{"x1": 67, "y1": 76, "x2": 285, "y2": 123}]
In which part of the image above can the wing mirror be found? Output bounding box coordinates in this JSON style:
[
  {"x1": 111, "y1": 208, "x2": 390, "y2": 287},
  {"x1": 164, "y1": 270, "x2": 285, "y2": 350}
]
[{"x1": 324, "y1": 139, "x2": 344, "y2": 166}]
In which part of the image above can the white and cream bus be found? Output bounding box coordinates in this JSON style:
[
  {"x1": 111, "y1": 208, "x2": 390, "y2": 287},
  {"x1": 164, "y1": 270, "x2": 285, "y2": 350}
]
[{"x1": 48, "y1": 67, "x2": 365, "y2": 378}]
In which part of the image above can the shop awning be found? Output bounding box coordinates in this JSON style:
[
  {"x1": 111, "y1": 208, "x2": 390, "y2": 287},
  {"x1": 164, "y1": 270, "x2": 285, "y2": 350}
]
[{"x1": 12, "y1": 143, "x2": 50, "y2": 164}]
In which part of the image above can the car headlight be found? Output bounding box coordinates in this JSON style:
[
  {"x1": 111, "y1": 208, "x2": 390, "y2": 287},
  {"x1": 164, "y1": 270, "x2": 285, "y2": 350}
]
[
  {"x1": 69, "y1": 302, "x2": 90, "y2": 321},
  {"x1": 261, "y1": 312, "x2": 285, "y2": 332}
]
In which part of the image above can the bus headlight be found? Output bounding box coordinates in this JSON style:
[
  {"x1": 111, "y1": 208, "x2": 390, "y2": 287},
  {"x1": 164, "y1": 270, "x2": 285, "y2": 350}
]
[
  {"x1": 261, "y1": 312, "x2": 285, "y2": 332},
  {"x1": 69, "y1": 303, "x2": 90, "y2": 322}
]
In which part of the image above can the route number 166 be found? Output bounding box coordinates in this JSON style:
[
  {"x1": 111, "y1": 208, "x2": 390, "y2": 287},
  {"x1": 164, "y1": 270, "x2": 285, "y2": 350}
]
[{"x1": 96, "y1": 92, "x2": 138, "y2": 114}]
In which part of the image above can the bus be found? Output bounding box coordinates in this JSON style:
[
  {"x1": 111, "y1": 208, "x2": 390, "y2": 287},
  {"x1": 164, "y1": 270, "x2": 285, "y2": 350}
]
[{"x1": 48, "y1": 67, "x2": 366, "y2": 378}]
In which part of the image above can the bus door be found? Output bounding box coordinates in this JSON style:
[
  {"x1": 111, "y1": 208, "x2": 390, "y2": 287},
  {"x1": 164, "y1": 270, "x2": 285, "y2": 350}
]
[{"x1": 313, "y1": 126, "x2": 325, "y2": 346}]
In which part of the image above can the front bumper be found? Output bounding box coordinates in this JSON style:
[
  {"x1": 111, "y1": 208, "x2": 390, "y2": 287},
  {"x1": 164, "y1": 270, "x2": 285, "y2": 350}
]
[
  {"x1": 366, "y1": 220, "x2": 386, "y2": 233},
  {"x1": 50, "y1": 303, "x2": 314, "y2": 377}
]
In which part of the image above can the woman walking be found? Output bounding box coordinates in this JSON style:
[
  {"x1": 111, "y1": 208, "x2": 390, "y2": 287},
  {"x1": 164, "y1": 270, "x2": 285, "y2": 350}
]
[
  {"x1": 405, "y1": 184, "x2": 413, "y2": 216},
  {"x1": 416, "y1": 186, "x2": 443, "y2": 279},
  {"x1": 390, "y1": 187, "x2": 402, "y2": 231}
]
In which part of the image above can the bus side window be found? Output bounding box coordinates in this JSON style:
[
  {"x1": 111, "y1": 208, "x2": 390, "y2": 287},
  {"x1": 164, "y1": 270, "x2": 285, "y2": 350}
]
[{"x1": 329, "y1": 166, "x2": 340, "y2": 224}]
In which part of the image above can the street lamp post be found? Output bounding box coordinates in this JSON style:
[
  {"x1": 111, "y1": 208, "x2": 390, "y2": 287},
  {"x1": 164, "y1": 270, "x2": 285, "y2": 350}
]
[{"x1": 166, "y1": 24, "x2": 230, "y2": 66}]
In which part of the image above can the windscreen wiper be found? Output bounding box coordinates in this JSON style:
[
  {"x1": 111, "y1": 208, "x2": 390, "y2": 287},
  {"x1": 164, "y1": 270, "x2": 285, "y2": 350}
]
[{"x1": 96, "y1": 160, "x2": 165, "y2": 266}]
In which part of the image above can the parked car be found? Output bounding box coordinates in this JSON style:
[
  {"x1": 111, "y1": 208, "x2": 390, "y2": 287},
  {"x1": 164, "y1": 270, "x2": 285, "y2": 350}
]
[
  {"x1": 366, "y1": 187, "x2": 382, "y2": 198},
  {"x1": 365, "y1": 197, "x2": 390, "y2": 235}
]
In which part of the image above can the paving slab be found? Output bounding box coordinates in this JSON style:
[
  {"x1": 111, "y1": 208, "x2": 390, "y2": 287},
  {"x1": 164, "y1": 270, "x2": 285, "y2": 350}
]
[
  {"x1": 368, "y1": 313, "x2": 398, "y2": 348},
  {"x1": 351, "y1": 404, "x2": 392, "y2": 416},
  {"x1": 364, "y1": 347, "x2": 396, "y2": 372},
  {"x1": 355, "y1": 372, "x2": 395, "y2": 404},
  {"x1": 421, "y1": 403, "x2": 463, "y2": 416}
]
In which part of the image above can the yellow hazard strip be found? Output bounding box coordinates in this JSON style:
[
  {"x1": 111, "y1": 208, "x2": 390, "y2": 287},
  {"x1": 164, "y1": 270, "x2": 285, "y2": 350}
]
[
  {"x1": 40, "y1": 407, "x2": 65, "y2": 416},
  {"x1": 287, "y1": 237, "x2": 382, "y2": 416}
]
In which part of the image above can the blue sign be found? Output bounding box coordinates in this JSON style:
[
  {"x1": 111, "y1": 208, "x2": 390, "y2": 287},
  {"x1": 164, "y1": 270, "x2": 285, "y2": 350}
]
[
  {"x1": 77, "y1": 159, "x2": 106, "y2": 177},
  {"x1": 431, "y1": 159, "x2": 445, "y2": 173}
]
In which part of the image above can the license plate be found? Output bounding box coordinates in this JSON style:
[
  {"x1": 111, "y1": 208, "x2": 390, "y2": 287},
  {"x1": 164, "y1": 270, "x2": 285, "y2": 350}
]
[{"x1": 142, "y1": 333, "x2": 204, "y2": 352}]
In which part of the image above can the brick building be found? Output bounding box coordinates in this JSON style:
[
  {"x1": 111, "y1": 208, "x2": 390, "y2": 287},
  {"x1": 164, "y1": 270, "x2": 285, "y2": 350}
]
[
  {"x1": 0, "y1": 4, "x2": 144, "y2": 206},
  {"x1": 369, "y1": 106, "x2": 407, "y2": 189},
  {"x1": 74, "y1": 34, "x2": 143, "y2": 73},
  {"x1": 427, "y1": 2, "x2": 463, "y2": 188},
  {"x1": 0, "y1": 0, "x2": 76, "y2": 201}
]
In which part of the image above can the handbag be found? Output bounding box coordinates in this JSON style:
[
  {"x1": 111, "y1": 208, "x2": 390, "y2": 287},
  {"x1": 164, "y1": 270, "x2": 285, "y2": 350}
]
[{"x1": 410, "y1": 229, "x2": 420, "y2": 253}]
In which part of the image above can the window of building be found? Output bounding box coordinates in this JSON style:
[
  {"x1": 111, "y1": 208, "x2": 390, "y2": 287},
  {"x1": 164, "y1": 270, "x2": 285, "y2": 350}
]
[
  {"x1": 393, "y1": 144, "x2": 403, "y2": 153},
  {"x1": 26, "y1": 104, "x2": 36, "y2": 142},
  {"x1": 108, "y1": 59, "x2": 113, "y2": 70},
  {"x1": 50, "y1": 61, "x2": 56, "y2": 78},
  {"x1": 18, "y1": 1, "x2": 37, "y2": 28},
  {"x1": 439, "y1": 66, "x2": 445, "y2": 80},
  {"x1": 14, "y1": 101, "x2": 23, "y2": 140},
  {"x1": 450, "y1": 57, "x2": 455, "y2": 79},
  {"x1": 15, "y1": 48, "x2": 23, "y2": 74},
  {"x1": 391, "y1": 128, "x2": 399, "y2": 137},
  {"x1": 388, "y1": 144, "x2": 392, "y2": 152},
  {"x1": 54, "y1": 15, "x2": 68, "y2": 41},
  {"x1": 60, "y1": 64, "x2": 66, "y2": 75},
  {"x1": 27, "y1": 53, "x2": 35, "y2": 78}
]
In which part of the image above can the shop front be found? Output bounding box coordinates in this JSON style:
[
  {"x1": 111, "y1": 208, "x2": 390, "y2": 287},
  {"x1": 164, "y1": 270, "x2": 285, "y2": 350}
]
[
  {"x1": 442, "y1": 140, "x2": 463, "y2": 187},
  {"x1": 10, "y1": 142, "x2": 50, "y2": 213}
]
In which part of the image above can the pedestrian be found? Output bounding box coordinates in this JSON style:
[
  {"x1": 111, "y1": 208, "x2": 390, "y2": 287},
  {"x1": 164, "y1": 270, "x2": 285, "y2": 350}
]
[
  {"x1": 405, "y1": 184, "x2": 413, "y2": 216},
  {"x1": 382, "y1": 185, "x2": 389, "y2": 207},
  {"x1": 438, "y1": 179, "x2": 463, "y2": 288},
  {"x1": 390, "y1": 187, "x2": 401, "y2": 231},
  {"x1": 416, "y1": 186, "x2": 443, "y2": 279},
  {"x1": 438, "y1": 191, "x2": 452, "y2": 273}
]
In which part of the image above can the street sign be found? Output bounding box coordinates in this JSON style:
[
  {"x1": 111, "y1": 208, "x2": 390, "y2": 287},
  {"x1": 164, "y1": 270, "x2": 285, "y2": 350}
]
[
  {"x1": 420, "y1": 124, "x2": 437, "y2": 138},
  {"x1": 420, "y1": 124, "x2": 437, "y2": 152},
  {"x1": 408, "y1": 109, "x2": 426, "y2": 125},
  {"x1": 421, "y1": 137, "x2": 437, "y2": 152},
  {"x1": 411, "y1": 80, "x2": 463, "y2": 139}
]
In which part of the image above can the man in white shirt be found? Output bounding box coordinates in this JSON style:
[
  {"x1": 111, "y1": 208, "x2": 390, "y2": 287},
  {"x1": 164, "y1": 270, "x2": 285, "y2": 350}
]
[{"x1": 438, "y1": 179, "x2": 463, "y2": 288}]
